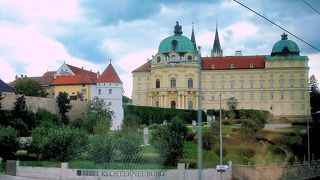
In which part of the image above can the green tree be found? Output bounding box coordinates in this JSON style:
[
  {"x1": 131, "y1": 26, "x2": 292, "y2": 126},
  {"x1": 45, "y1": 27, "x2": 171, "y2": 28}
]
[
  {"x1": 0, "y1": 126, "x2": 19, "y2": 160},
  {"x1": 122, "y1": 95, "x2": 131, "y2": 104},
  {"x1": 151, "y1": 116, "x2": 187, "y2": 166},
  {"x1": 76, "y1": 92, "x2": 84, "y2": 101},
  {"x1": 14, "y1": 95, "x2": 27, "y2": 116},
  {"x1": 0, "y1": 91, "x2": 3, "y2": 109},
  {"x1": 86, "y1": 96, "x2": 114, "y2": 132},
  {"x1": 88, "y1": 134, "x2": 115, "y2": 163},
  {"x1": 56, "y1": 92, "x2": 72, "y2": 124},
  {"x1": 310, "y1": 75, "x2": 320, "y2": 113},
  {"x1": 13, "y1": 79, "x2": 46, "y2": 97}
]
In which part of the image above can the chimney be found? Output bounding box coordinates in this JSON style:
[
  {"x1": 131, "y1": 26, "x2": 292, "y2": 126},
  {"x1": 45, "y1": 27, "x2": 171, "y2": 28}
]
[{"x1": 235, "y1": 50, "x2": 242, "y2": 56}]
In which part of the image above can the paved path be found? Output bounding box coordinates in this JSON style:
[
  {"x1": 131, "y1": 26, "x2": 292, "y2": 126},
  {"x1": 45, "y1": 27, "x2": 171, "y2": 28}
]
[{"x1": 263, "y1": 123, "x2": 292, "y2": 130}]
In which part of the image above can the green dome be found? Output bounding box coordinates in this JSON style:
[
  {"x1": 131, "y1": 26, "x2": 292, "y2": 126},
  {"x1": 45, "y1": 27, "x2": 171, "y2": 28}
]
[
  {"x1": 271, "y1": 33, "x2": 300, "y2": 56},
  {"x1": 158, "y1": 35, "x2": 195, "y2": 54}
]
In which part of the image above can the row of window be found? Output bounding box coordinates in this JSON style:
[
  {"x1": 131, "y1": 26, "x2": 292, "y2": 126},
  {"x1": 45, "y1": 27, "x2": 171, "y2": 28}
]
[
  {"x1": 209, "y1": 91, "x2": 306, "y2": 101},
  {"x1": 155, "y1": 100, "x2": 194, "y2": 110},
  {"x1": 156, "y1": 78, "x2": 193, "y2": 88},
  {"x1": 203, "y1": 72, "x2": 306, "y2": 79},
  {"x1": 98, "y1": 88, "x2": 113, "y2": 95},
  {"x1": 211, "y1": 104, "x2": 306, "y2": 112},
  {"x1": 210, "y1": 80, "x2": 306, "y2": 89}
]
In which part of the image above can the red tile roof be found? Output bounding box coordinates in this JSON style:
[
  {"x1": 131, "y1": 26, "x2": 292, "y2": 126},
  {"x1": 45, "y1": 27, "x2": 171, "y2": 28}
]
[
  {"x1": 51, "y1": 74, "x2": 96, "y2": 85},
  {"x1": 202, "y1": 56, "x2": 265, "y2": 70},
  {"x1": 42, "y1": 71, "x2": 55, "y2": 78},
  {"x1": 66, "y1": 64, "x2": 97, "y2": 78},
  {"x1": 97, "y1": 64, "x2": 122, "y2": 84},
  {"x1": 132, "y1": 60, "x2": 151, "y2": 72}
]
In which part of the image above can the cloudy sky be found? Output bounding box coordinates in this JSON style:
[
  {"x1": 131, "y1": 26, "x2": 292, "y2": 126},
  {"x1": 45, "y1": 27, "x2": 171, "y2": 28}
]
[{"x1": 0, "y1": 0, "x2": 319, "y2": 97}]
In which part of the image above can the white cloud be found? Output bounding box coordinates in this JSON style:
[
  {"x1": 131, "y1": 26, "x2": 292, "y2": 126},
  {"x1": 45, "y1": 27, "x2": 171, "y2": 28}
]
[
  {"x1": 0, "y1": 58, "x2": 16, "y2": 83},
  {"x1": 116, "y1": 49, "x2": 156, "y2": 97},
  {"x1": 225, "y1": 22, "x2": 258, "y2": 40},
  {"x1": 308, "y1": 53, "x2": 320, "y2": 80}
]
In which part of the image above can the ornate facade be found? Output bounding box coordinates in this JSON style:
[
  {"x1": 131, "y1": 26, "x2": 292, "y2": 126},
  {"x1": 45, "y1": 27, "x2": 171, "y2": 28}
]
[{"x1": 132, "y1": 22, "x2": 310, "y2": 120}]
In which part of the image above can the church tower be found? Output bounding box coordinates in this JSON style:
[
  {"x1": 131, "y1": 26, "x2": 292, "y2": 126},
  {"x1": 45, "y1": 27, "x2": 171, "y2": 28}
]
[
  {"x1": 211, "y1": 25, "x2": 223, "y2": 57},
  {"x1": 191, "y1": 23, "x2": 197, "y2": 53}
]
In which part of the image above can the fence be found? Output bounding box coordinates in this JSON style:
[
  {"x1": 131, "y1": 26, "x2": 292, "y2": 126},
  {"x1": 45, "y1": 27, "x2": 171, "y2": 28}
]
[
  {"x1": 232, "y1": 160, "x2": 320, "y2": 180},
  {"x1": 6, "y1": 161, "x2": 232, "y2": 180}
]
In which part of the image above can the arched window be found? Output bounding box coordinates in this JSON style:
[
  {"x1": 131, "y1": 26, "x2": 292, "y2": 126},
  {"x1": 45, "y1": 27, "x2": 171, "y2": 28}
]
[
  {"x1": 211, "y1": 64, "x2": 216, "y2": 69},
  {"x1": 170, "y1": 78, "x2": 176, "y2": 88},
  {"x1": 156, "y1": 101, "x2": 159, "y2": 107},
  {"x1": 156, "y1": 79, "x2": 160, "y2": 88},
  {"x1": 230, "y1": 64, "x2": 235, "y2": 68},
  {"x1": 188, "y1": 78, "x2": 193, "y2": 88},
  {"x1": 171, "y1": 101, "x2": 176, "y2": 109},
  {"x1": 187, "y1": 55, "x2": 192, "y2": 60}
]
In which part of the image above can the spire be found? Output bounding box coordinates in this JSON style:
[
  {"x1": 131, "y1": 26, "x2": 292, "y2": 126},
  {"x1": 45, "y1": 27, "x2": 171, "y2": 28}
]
[
  {"x1": 211, "y1": 24, "x2": 223, "y2": 57},
  {"x1": 191, "y1": 22, "x2": 197, "y2": 52}
]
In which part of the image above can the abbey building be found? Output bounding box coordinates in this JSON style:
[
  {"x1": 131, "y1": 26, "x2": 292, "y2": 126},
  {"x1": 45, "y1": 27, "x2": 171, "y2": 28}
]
[{"x1": 132, "y1": 22, "x2": 310, "y2": 120}]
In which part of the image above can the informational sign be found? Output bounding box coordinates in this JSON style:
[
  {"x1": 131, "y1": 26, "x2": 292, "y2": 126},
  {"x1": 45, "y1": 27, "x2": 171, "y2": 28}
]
[{"x1": 216, "y1": 165, "x2": 229, "y2": 172}]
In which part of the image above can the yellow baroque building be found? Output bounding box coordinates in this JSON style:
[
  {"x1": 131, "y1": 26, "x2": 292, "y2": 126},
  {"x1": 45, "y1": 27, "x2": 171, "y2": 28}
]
[{"x1": 132, "y1": 22, "x2": 310, "y2": 121}]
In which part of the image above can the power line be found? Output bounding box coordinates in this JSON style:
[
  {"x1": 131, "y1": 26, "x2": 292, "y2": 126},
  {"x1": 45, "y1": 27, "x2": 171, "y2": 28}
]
[
  {"x1": 233, "y1": 0, "x2": 320, "y2": 52},
  {"x1": 302, "y1": 0, "x2": 320, "y2": 15}
]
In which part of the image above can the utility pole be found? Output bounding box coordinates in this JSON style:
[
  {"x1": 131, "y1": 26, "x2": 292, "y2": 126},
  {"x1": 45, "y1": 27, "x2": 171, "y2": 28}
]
[
  {"x1": 220, "y1": 93, "x2": 223, "y2": 180},
  {"x1": 197, "y1": 61, "x2": 203, "y2": 180}
]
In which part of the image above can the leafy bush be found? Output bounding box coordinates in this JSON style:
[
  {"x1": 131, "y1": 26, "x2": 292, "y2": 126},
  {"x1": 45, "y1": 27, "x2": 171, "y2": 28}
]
[
  {"x1": 88, "y1": 134, "x2": 115, "y2": 163},
  {"x1": 122, "y1": 114, "x2": 142, "y2": 128},
  {"x1": 0, "y1": 126, "x2": 19, "y2": 161},
  {"x1": 186, "y1": 132, "x2": 196, "y2": 141},
  {"x1": 31, "y1": 126, "x2": 88, "y2": 161},
  {"x1": 226, "y1": 110, "x2": 236, "y2": 119},
  {"x1": 267, "y1": 145, "x2": 285, "y2": 156}
]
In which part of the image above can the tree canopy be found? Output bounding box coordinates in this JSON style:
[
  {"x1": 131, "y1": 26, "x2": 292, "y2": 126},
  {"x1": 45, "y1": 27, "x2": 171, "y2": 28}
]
[
  {"x1": 310, "y1": 75, "x2": 320, "y2": 113},
  {"x1": 13, "y1": 79, "x2": 46, "y2": 97}
]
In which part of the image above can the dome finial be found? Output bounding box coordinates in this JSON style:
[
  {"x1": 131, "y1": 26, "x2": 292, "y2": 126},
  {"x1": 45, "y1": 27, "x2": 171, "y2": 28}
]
[
  {"x1": 174, "y1": 21, "x2": 183, "y2": 35},
  {"x1": 281, "y1": 32, "x2": 288, "y2": 40}
]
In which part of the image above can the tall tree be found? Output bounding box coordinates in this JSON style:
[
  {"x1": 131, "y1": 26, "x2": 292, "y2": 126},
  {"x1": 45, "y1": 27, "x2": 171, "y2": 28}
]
[
  {"x1": 310, "y1": 75, "x2": 320, "y2": 113},
  {"x1": 56, "y1": 92, "x2": 72, "y2": 124},
  {"x1": 0, "y1": 91, "x2": 3, "y2": 109},
  {"x1": 13, "y1": 79, "x2": 47, "y2": 97}
]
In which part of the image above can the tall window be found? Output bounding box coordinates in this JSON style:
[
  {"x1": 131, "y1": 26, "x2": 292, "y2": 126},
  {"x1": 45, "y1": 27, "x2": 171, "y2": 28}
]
[
  {"x1": 290, "y1": 92, "x2": 295, "y2": 99},
  {"x1": 171, "y1": 78, "x2": 176, "y2": 88},
  {"x1": 259, "y1": 81, "x2": 264, "y2": 88},
  {"x1": 156, "y1": 79, "x2": 160, "y2": 88},
  {"x1": 269, "y1": 81, "x2": 274, "y2": 88},
  {"x1": 108, "y1": 89, "x2": 112, "y2": 95},
  {"x1": 98, "y1": 89, "x2": 101, "y2": 95},
  {"x1": 300, "y1": 80, "x2": 305, "y2": 88},
  {"x1": 188, "y1": 78, "x2": 193, "y2": 88},
  {"x1": 188, "y1": 100, "x2": 193, "y2": 110},
  {"x1": 280, "y1": 80, "x2": 284, "y2": 88},
  {"x1": 250, "y1": 81, "x2": 254, "y2": 89}
]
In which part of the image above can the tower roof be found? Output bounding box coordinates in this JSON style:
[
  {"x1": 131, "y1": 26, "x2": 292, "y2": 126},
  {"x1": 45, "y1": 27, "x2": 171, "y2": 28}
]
[
  {"x1": 158, "y1": 22, "x2": 195, "y2": 54},
  {"x1": 211, "y1": 25, "x2": 223, "y2": 57},
  {"x1": 271, "y1": 33, "x2": 300, "y2": 56},
  {"x1": 97, "y1": 63, "x2": 122, "y2": 84}
]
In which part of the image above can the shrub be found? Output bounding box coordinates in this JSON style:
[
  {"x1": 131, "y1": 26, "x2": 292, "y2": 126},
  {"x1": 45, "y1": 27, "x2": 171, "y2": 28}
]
[
  {"x1": 0, "y1": 126, "x2": 19, "y2": 161},
  {"x1": 267, "y1": 145, "x2": 285, "y2": 156},
  {"x1": 186, "y1": 132, "x2": 196, "y2": 141},
  {"x1": 87, "y1": 134, "x2": 115, "y2": 163},
  {"x1": 115, "y1": 128, "x2": 142, "y2": 162},
  {"x1": 202, "y1": 130, "x2": 214, "y2": 151},
  {"x1": 226, "y1": 110, "x2": 236, "y2": 119},
  {"x1": 241, "y1": 148, "x2": 255, "y2": 158},
  {"x1": 31, "y1": 126, "x2": 88, "y2": 161},
  {"x1": 122, "y1": 114, "x2": 142, "y2": 128}
]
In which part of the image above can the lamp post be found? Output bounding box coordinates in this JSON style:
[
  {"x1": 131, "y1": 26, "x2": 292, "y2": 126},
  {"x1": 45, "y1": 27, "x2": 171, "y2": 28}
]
[{"x1": 307, "y1": 114, "x2": 310, "y2": 177}]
